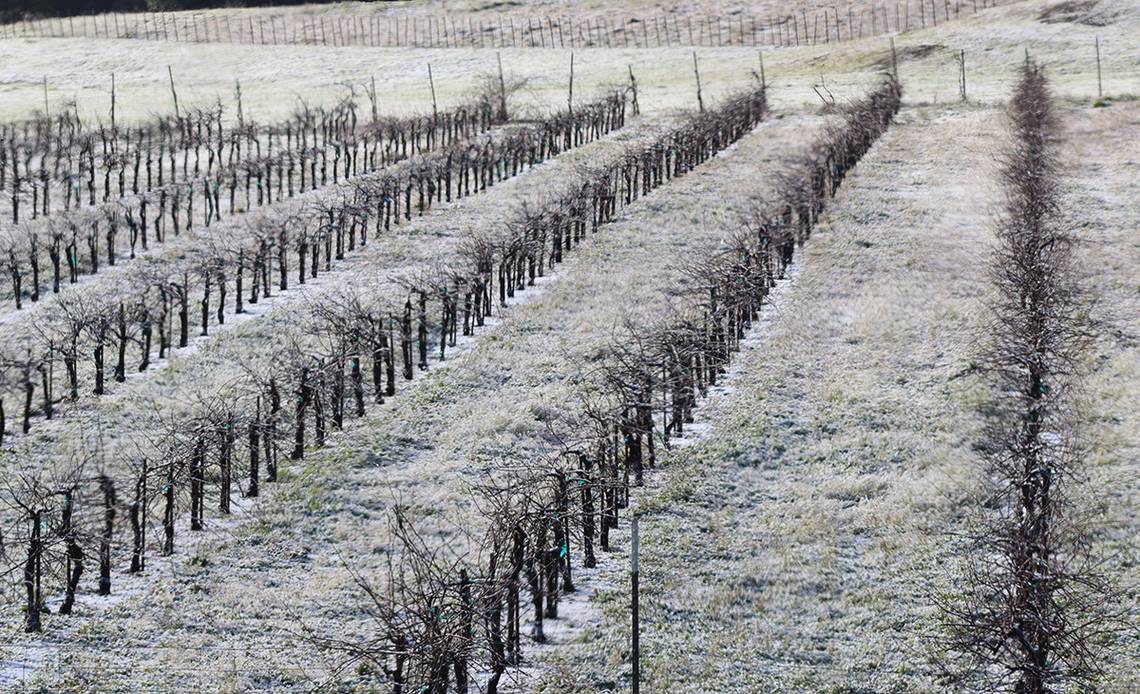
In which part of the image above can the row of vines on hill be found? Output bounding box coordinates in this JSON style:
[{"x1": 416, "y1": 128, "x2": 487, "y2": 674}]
[
  {"x1": 0, "y1": 87, "x2": 631, "y2": 446},
  {"x1": 310, "y1": 77, "x2": 901, "y2": 692},
  {"x1": 0, "y1": 63, "x2": 908, "y2": 691},
  {"x1": 0, "y1": 86, "x2": 504, "y2": 307},
  {"x1": 0, "y1": 84, "x2": 639, "y2": 632},
  {"x1": 0, "y1": 84, "x2": 486, "y2": 219}
]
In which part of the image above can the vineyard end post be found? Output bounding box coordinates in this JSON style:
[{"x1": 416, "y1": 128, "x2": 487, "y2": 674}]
[
  {"x1": 1095, "y1": 37, "x2": 1103, "y2": 99},
  {"x1": 631, "y1": 516, "x2": 640, "y2": 694}
]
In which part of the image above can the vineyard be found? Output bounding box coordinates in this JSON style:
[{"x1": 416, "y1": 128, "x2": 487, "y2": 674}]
[{"x1": 0, "y1": 0, "x2": 1136, "y2": 691}]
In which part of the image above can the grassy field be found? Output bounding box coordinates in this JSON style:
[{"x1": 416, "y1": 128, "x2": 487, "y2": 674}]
[
  {"x1": 3, "y1": 1, "x2": 1134, "y2": 124},
  {"x1": 0, "y1": 0, "x2": 1137, "y2": 691}
]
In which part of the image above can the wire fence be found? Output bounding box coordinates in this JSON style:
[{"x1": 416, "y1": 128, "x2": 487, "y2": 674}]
[{"x1": 1, "y1": 0, "x2": 1016, "y2": 49}]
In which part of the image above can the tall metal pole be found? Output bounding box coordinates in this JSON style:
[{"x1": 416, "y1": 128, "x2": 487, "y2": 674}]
[
  {"x1": 631, "y1": 517, "x2": 640, "y2": 694},
  {"x1": 959, "y1": 49, "x2": 967, "y2": 102},
  {"x1": 427, "y1": 63, "x2": 439, "y2": 123},
  {"x1": 167, "y1": 65, "x2": 180, "y2": 120}
]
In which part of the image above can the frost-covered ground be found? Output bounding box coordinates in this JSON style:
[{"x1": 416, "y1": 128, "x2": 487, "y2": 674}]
[
  {"x1": 532, "y1": 102, "x2": 1140, "y2": 692},
  {"x1": 0, "y1": 112, "x2": 679, "y2": 471},
  {"x1": 7, "y1": 0, "x2": 1136, "y2": 124},
  {"x1": 0, "y1": 0, "x2": 1138, "y2": 691},
  {"x1": 2, "y1": 107, "x2": 829, "y2": 692}
]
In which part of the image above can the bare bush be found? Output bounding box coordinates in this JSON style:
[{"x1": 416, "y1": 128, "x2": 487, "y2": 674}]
[{"x1": 938, "y1": 61, "x2": 1121, "y2": 693}]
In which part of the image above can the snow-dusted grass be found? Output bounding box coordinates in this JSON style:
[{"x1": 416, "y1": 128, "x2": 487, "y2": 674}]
[
  {"x1": 533, "y1": 102, "x2": 1140, "y2": 692},
  {"x1": 2, "y1": 110, "x2": 829, "y2": 693},
  {"x1": 1, "y1": 0, "x2": 1138, "y2": 690},
  {"x1": 530, "y1": 105, "x2": 1004, "y2": 692},
  {"x1": 3, "y1": 0, "x2": 1136, "y2": 129},
  {"x1": 0, "y1": 112, "x2": 674, "y2": 476}
]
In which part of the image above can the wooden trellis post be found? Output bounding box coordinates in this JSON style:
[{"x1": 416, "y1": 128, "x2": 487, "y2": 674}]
[
  {"x1": 959, "y1": 49, "x2": 967, "y2": 101},
  {"x1": 692, "y1": 52, "x2": 704, "y2": 113},
  {"x1": 1095, "y1": 37, "x2": 1103, "y2": 98}
]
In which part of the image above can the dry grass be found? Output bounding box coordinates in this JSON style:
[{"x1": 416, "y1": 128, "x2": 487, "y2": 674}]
[{"x1": 7, "y1": 0, "x2": 1136, "y2": 126}]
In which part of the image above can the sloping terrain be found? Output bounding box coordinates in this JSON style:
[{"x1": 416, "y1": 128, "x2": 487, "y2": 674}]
[{"x1": 0, "y1": 0, "x2": 1137, "y2": 691}]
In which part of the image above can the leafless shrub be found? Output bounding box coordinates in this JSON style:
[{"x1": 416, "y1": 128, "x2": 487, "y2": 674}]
[{"x1": 937, "y1": 61, "x2": 1123, "y2": 693}]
